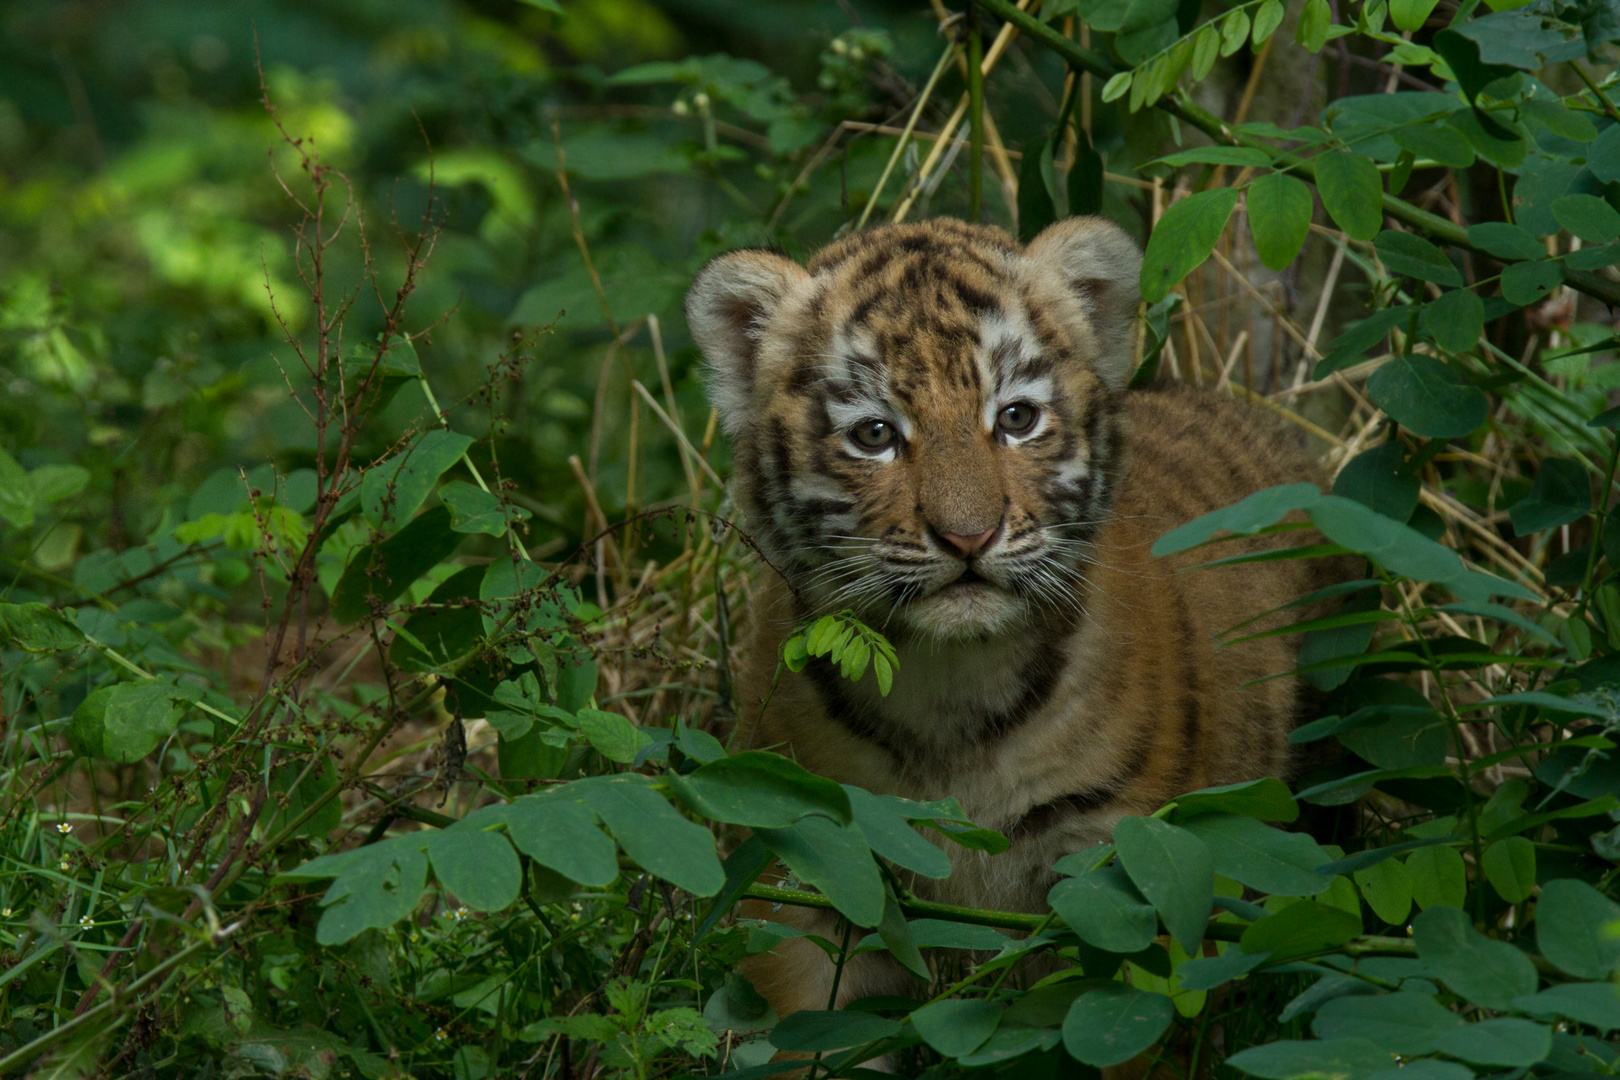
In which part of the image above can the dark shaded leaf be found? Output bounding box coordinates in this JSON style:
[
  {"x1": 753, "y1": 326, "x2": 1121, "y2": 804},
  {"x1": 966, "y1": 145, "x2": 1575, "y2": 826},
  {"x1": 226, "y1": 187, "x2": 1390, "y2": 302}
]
[
  {"x1": 1367, "y1": 354, "x2": 1488, "y2": 438},
  {"x1": 1510, "y1": 458, "x2": 1592, "y2": 536},
  {"x1": 1413, "y1": 904, "x2": 1537, "y2": 1009},
  {"x1": 1141, "y1": 187, "x2": 1241, "y2": 302},
  {"x1": 1114, "y1": 816, "x2": 1213, "y2": 951},
  {"x1": 1062, "y1": 985, "x2": 1175, "y2": 1067}
]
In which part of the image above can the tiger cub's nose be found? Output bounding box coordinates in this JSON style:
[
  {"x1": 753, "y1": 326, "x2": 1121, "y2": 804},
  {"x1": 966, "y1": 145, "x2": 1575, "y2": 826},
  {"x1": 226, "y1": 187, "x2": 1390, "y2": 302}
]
[{"x1": 938, "y1": 523, "x2": 1001, "y2": 558}]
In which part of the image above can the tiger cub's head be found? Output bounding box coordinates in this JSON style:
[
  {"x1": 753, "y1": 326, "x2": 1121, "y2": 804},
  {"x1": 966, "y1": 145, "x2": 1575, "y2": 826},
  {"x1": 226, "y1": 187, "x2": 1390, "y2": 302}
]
[{"x1": 687, "y1": 217, "x2": 1142, "y2": 641}]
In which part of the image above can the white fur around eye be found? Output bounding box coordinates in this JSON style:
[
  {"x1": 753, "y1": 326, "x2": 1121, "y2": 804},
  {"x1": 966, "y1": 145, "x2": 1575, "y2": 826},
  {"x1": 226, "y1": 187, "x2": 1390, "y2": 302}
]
[
  {"x1": 827, "y1": 396, "x2": 906, "y2": 460},
  {"x1": 985, "y1": 374, "x2": 1054, "y2": 441}
]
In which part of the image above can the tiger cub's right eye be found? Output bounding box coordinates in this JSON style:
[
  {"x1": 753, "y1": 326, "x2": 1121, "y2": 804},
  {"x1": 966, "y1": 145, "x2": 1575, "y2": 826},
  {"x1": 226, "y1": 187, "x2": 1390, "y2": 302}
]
[{"x1": 850, "y1": 419, "x2": 896, "y2": 451}]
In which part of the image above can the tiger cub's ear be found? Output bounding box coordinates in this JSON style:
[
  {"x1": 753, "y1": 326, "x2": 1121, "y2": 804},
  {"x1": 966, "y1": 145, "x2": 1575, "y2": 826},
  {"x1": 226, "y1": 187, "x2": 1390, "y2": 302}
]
[
  {"x1": 1023, "y1": 218, "x2": 1143, "y2": 391},
  {"x1": 686, "y1": 249, "x2": 811, "y2": 434}
]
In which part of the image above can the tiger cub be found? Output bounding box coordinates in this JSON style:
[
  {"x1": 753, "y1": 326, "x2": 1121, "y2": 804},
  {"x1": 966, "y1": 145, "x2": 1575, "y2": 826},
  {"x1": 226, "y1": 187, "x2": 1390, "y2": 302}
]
[{"x1": 685, "y1": 217, "x2": 1345, "y2": 1020}]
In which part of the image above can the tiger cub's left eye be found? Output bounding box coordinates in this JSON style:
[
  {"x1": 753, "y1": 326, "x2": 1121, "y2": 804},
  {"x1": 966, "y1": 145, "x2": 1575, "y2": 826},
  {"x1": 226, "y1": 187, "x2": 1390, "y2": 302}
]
[
  {"x1": 997, "y1": 403, "x2": 1039, "y2": 436},
  {"x1": 851, "y1": 419, "x2": 896, "y2": 450}
]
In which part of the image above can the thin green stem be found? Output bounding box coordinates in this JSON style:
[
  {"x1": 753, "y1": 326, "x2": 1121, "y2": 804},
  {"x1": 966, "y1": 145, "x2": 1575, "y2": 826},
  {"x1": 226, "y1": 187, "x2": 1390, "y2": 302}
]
[
  {"x1": 1573, "y1": 61, "x2": 1620, "y2": 124},
  {"x1": 856, "y1": 43, "x2": 959, "y2": 231}
]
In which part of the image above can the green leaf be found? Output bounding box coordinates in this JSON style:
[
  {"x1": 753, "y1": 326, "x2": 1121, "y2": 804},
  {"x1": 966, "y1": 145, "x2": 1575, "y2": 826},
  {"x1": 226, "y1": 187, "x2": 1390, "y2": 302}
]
[
  {"x1": 1312, "y1": 991, "x2": 1464, "y2": 1054},
  {"x1": 1553, "y1": 194, "x2": 1620, "y2": 244},
  {"x1": 1179, "y1": 814, "x2": 1333, "y2": 896},
  {"x1": 1178, "y1": 947, "x2": 1269, "y2": 990},
  {"x1": 1151, "y1": 482, "x2": 1323, "y2": 556},
  {"x1": 670, "y1": 751, "x2": 852, "y2": 828},
  {"x1": 0, "y1": 602, "x2": 87, "y2": 653},
  {"x1": 1481, "y1": 836, "x2": 1536, "y2": 903},
  {"x1": 331, "y1": 505, "x2": 464, "y2": 623},
  {"x1": 1062, "y1": 985, "x2": 1175, "y2": 1067},
  {"x1": 1190, "y1": 24, "x2": 1220, "y2": 80},
  {"x1": 1393, "y1": 124, "x2": 1476, "y2": 168},
  {"x1": 361, "y1": 430, "x2": 475, "y2": 530},
  {"x1": 1431, "y1": 28, "x2": 1519, "y2": 102},
  {"x1": 1248, "y1": 173, "x2": 1314, "y2": 271},
  {"x1": 1240, "y1": 900, "x2": 1361, "y2": 960},
  {"x1": 1536, "y1": 878, "x2": 1620, "y2": 979},
  {"x1": 29, "y1": 463, "x2": 90, "y2": 505},
  {"x1": 1406, "y1": 844, "x2": 1468, "y2": 910},
  {"x1": 1315, "y1": 152, "x2": 1384, "y2": 241},
  {"x1": 1305, "y1": 496, "x2": 1465, "y2": 591},
  {"x1": 1366, "y1": 354, "x2": 1488, "y2": 438},
  {"x1": 769, "y1": 1010, "x2": 901, "y2": 1052},
  {"x1": 1568, "y1": 241, "x2": 1620, "y2": 269},
  {"x1": 67, "y1": 685, "x2": 114, "y2": 759},
  {"x1": 0, "y1": 448, "x2": 34, "y2": 528},
  {"x1": 1590, "y1": 123, "x2": 1620, "y2": 184},
  {"x1": 1374, "y1": 230, "x2": 1463, "y2": 286},
  {"x1": 844, "y1": 787, "x2": 952, "y2": 878},
  {"x1": 756, "y1": 814, "x2": 886, "y2": 926},
  {"x1": 1170, "y1": 777, "x2": 1299, "y2": 823},
  {"x1": 1114, "y1": 816, "x2": 1214, "y2": 951},
  {"x1": 439, "y1": 480, "x2": 528, "y2": 536},
  {"x1": 1413, "y1": 904, "x2": 1538, "y2": 1010},
  {"x1": 1140, "y1": 187, "x2": 1241, "y2": 303},
  {"x1": 1390, "y1": 0, "x2": 1441, "y2": 30},
  {"x1": 1251, "y1": 0, "x2": 1285, "y2": 43},
  {"x1": 1333, "y1": 443, "x2": 1419, "y2": 523},
  {"x1": 1431, "y1": 1018, "x2": 1551, "y2": 1067},
  {"x1": 1500, "y1": 259, "x2": 1563, "y2": 307},
  {"x1": 1069, "y1": 128, "x2": 1106, "y2": 216},
  {"x1": 427, "y1": 827, "x2": 521, "y2": 911},
  {"x1": 1467, "y1": 221, "x2": 1544, "y2": 260},
  {"x1": 1226, "y1": 1037, "x2": 1388, "y2": 1080},
  {"x1": 875, "y1": 891, "x2": 928, "y2": 978},
  {"x1": 502, "y1": 796, "x2": 618, "y2": 885},
  {"x1": 1296, "y1": 0, "x2": 1331, "y2": 50},
  {"x1": 102, "y1": 681, "x2": 193, "y2": 763},
  {"x1": 575, "y1": 708, "x2": 646, "y2": 764},
  {"x1": 1153, "y1": 146, "x2": 1273, "y2": 169},
  {"x1": 576, "y1": 776, "x2": 725, "y2": 896},
  {"x1": 1353, "y1": 857, "x2": 1414, "y2": 925},
  {"x1": 1048, "y1": 863, "x2": 1159, "y2": 953},
  {"x1": 1422, "y1": 288, "x2": 1485, "y2": 355},
  {"x1": 910, "y1": 998, "x2": 1001, "y2": 1058},
  {"x1": 1515, "y1": 983, "x2": 1620, "y2": 1033},
  {"x1": 1018, "y1": 134, "x2": 1059, "y2": 244},
  {"x1": 1509, "y1": 458, "x2": 1591, "y2": 536},
  {"x1": 1317, "y1": 307, "x2": 1413, "y2": 377},
  {"x1": 317, "y1": 839, "x2": 428, "y2": 945},
  {"x1": 263, "y1": 760, "x2": 342, "y2": 841},
  {"x1": 1101, "y1": 71, "x2": 1132, "y2": 103}
]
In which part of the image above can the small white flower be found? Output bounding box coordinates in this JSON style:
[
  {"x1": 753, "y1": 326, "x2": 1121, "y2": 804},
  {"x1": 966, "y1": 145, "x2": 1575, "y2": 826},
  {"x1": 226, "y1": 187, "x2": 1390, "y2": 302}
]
[
  {"x1": 59, "y1": 860, "x2": 70, "y2": 871},
  {"x1": 450, "y1": 906, "x2": 469, "y2": 921},
  {"x1": 79, "y1": 914, "x2": 93, "y2": 928},
  {"x1": 56, "y1": 822, "x2": 73, "y2": 834},
  {"x1": 434, "y1": 1028, "x2": 448, "y2": 1042},
  {"x1": 2, "y1": 907, "x2": 12, "y2": 917}
]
